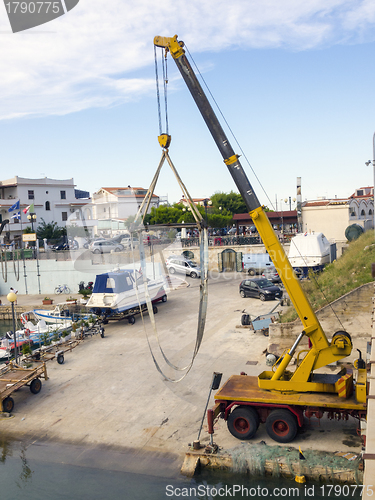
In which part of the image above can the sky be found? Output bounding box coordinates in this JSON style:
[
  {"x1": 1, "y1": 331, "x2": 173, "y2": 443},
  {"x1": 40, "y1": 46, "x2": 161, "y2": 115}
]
[{"x1": 1, "y1": 0, "x2": 375, "y2": 210}]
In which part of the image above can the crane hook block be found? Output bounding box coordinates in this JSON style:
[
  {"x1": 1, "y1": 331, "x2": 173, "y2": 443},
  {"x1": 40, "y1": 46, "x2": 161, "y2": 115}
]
[{"x1": 158, "y1": 134, "x2": 171, "y2": 149}]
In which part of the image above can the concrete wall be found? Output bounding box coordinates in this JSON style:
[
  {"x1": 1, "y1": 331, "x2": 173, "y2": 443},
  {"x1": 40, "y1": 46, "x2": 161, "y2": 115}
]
[{"x1": 268, "y1": 282, "x2": 374, "y2": 357}]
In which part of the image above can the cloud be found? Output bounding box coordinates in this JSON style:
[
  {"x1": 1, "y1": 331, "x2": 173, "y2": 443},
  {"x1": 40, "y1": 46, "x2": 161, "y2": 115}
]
[{"x1": 0, "y1": 0, "x2": 374, "y2": 120}]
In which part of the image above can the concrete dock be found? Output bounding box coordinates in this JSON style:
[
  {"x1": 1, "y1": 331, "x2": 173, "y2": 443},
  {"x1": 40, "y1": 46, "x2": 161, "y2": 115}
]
[{"x1": 0, "y1": 273, "x2": 370, "y2": 481}]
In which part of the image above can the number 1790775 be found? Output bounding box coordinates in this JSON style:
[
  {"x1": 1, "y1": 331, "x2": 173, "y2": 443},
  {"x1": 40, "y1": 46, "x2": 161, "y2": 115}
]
[{"x1": 5, "y1": 2, "x2": 62, "y2": 14}]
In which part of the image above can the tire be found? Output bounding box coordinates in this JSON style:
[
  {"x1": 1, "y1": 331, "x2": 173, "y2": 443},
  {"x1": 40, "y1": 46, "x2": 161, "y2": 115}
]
[
  {"x1": 240, "y1": 290, "x2": 246, "y2": 298},
  {"x1": 2, "y1": 396, "x2": 14, "y2": 413},
  {"x1": 259, "y1": 293, "x2": 266, "y2": 301},
  {"x1": 161, "y1": 295, "x2": 167, "y2": 303},
  {"x1": 248, "y1": 268, "x2": 256, "y2": 276},
  {"x1": 30, "y1": 378, "x2": 42, "y2": 395},
  {"x1": 93, "y1": 249, "x2": 100, "y2": 254},
  {"x1": 64, "y1": 287, "x2": 71, "y2": 294},
  {"x1": 190, "y1": 271, "x2": 197, "y2": 278},
  {"x1": 114, "y1": 248, "x2": 121, "y2": 252},
  {"x1": 241, "y1": 314, "x2": 251, "y2": 326},
  {"x1": 100, "y1": 328, "x2": 105, "y2": 338},
  {"x1": 266, "y1": 409, "x2": 298, "y2": 443},
  {"x1": 55, "y1": 287, "x2": 62, "y2": 294},
  {"x1": 169, "y1": 267, "x2": 175, "y2": 274},
  {"x1": 153, "y1": 305, "x2": 158, "y2": 314},
  {"x1": 57, "y1": 354, "x2": 64, "y2": 365},
  {"x1": 128, "y1": 316, "x2": 135, "y2": 325},
  {"x1": 227, "y1": 406, "x2": 259, "y2": 440}
]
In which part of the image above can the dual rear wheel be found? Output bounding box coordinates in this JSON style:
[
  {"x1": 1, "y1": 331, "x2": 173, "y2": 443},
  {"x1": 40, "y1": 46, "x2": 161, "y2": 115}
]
[{"x1": 227, "y1": 407, "x2": 298, "y2": 443}]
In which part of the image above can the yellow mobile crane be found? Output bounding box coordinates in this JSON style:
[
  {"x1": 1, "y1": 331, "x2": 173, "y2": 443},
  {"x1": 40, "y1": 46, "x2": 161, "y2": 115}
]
[{"x1": 154, "y1": 35, "x2": 367, "y2": 442}]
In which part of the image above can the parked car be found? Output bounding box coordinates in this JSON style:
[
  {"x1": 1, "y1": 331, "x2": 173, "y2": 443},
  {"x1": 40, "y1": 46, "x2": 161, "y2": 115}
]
[
  {"x1": 166, "y1": 256, "x2": 201, "y2": 278},
  {"x1": 239, "y1": 278, "x2": 283, "y2": 301},
  {"x1": 261, "y1": 269, "x2": 282, "y2": 284},
  {"x1": 89, "y1": 240, "x2": 124, "y2": 254}
]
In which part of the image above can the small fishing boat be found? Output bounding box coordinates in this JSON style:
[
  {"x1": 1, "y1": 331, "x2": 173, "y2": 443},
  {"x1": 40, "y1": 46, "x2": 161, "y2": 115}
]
[
  {"x1": 33, "y1": 304, "x2": 95, "y2": 325},
  {"x1": 86, "y1": 269, "x2": 167, "y2": 318}
]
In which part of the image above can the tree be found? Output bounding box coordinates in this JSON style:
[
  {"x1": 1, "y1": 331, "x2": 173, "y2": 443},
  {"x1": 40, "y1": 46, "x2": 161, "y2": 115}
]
[
  {"x1": 210, "y1": 191, "x2": 247, "y2": 214},
  {"x1": 35, "y1": 219, "x2": 66, "y2": 241}
]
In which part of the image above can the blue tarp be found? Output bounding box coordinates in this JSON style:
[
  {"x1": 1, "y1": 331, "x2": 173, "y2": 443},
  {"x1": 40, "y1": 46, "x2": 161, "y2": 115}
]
[{"x1": 92, "y1": 271, "x2": 133, "y2": 293}]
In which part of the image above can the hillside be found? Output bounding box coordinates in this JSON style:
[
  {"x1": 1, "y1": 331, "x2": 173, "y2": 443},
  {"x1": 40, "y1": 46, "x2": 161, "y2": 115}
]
[{"x1": 280, "y1": 230, "x2": 375, "y2": 323}]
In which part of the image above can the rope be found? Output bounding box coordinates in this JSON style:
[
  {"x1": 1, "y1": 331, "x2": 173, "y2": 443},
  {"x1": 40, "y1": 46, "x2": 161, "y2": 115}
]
[
  {"x1": 154, "y1": 45, "x2": 162, "y2": 136},
  {"x1": 185, "y1": 44, "x2": 275, "y2": 212},
  {"x1": 1, "y1": 250, "x2": 7, "y2": 282},
  {"x1": 131, "y1": 151, "x2": 208, "y2": 382},
  {"x1": 162, "y1": 49, "x2": 169, "y2": 135},
  {"x1": 12, "y1": 249, "x2": 20, "y2": 281}
]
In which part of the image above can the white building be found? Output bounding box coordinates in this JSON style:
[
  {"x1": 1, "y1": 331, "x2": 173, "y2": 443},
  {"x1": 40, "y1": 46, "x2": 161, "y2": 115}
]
[
  {"x1": 302, "y1": 187, "x2": 374, "y2": 243},
  {"x1": 91, "y1": 187, "x2": 159, "y2": 235},
  {"x1": 0, "y1": 176, "x2": 90, "y2": 242}
]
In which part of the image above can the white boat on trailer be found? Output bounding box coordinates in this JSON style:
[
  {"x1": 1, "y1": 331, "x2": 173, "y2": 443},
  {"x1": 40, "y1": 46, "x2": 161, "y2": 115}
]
[{"x1": 85, "y1": 269, "x2": 167, "y2": 322}]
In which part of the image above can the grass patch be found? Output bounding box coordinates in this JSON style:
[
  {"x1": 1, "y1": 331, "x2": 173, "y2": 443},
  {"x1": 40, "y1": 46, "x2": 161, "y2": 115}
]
[{"x1": 280, "y1": 230, "x2": 375, "y2": 323}]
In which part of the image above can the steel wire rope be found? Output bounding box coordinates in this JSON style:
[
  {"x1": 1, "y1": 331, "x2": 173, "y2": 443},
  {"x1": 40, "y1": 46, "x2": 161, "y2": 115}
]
[
  {"x1": 154, "y1": 46, "x2": 162, "y2": 136},
  {"x1": 162, "y1": 49, "x2": 169, "y2": 135},
  {"x1": 130, "y1": 150, "x2": 208, "y2": 381},
  {"x1": 185, "y1": 44, "x2": 275, "y2": 212},
  {"x1": 185, "y1": 45, "x2": 346, "y2": 332}
]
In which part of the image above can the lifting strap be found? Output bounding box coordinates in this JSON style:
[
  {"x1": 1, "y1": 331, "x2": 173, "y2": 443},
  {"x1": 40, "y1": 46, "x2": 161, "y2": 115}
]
[{"x1": 130, "y1": 150, "x2": 208, "y2": 382}]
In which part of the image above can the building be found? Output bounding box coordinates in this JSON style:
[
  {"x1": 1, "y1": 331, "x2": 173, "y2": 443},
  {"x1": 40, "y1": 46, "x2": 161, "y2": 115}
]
[
  {"x1": 91, "y1": 187, "x2": 160, "y2": 236},
  {"x1": 0, "y1": 176, "x2": 90, "y2": 243},
  {"x1": 302, "y1": 187, "x2": 374, "y2": 243}
]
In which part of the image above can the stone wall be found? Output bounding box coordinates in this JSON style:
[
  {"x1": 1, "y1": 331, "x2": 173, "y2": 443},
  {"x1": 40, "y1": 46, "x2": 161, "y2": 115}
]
[{"x1": 268, "y1": 282, "x2": 374, "y2": 356}]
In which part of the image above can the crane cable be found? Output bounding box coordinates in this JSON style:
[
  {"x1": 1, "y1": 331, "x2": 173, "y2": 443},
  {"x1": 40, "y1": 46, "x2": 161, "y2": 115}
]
[
  {"x1": 185, "y1": 44, "x2": 345, "y2": 333},
  {"x1": 154, "y1": 46, "x2": 169, "y2": 137}
]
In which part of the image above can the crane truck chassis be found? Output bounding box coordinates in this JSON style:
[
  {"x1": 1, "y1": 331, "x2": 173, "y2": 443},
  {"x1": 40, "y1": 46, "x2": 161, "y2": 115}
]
[{"x1": 153, "y1": 35, "x2": 368, "y2": 443}]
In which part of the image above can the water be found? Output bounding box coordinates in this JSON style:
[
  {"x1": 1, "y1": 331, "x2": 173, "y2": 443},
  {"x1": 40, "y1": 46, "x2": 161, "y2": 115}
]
[
  {"x1": 0, "y1": 437, "x2": 362, "y2": 500},
  {"x1": 0, "y1": 320, "x2": 15, "y2": 336}
]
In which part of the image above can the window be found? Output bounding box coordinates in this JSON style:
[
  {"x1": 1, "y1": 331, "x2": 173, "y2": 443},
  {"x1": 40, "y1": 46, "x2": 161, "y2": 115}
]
[
  {"x1": 60, "y1": 190, "x2": 66, "y2": 200},
  {"x1": 106, "y1": 278, "x2": 115, "y2": 289},
  {"x1": 62, "y1": 212, "x2": 68, "y2": 221},
  {"x1": 45, "y1": 201, "x2": 50, "y2": 211},
  {"x1": 28, "y1": 190, "x2": 34, "y2": 200},
  {"x1": 361, "y1": 209, "x2": 365, "y2": 217}
]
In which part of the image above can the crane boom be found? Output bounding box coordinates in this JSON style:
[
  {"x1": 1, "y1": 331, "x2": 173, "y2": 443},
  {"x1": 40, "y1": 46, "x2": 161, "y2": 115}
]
[{"x1": 154, "y1": 35, "x2": 352, "y2": 393}]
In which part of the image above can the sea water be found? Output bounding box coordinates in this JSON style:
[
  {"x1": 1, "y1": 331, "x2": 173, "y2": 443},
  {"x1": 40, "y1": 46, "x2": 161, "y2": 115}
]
[{"x1": 0, "y1": 437, "x2": 362, "y2": 500}]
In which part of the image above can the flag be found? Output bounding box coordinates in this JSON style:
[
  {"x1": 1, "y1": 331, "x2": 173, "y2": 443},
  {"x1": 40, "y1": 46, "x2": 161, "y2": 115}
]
[
  {"x1": 23, "y1": 203, "x2": 34, "y2": 214},
  {"x1": 11, "y1": 211, "x2": 20, "y2": 220},
  {"x1": 8, "y1": 200, "x2": 20, "y2": 212}
]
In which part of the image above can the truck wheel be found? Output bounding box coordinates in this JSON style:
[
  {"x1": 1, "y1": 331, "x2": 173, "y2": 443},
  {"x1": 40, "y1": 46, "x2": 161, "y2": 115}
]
[
  {"x1": 227, "y1": 407, "x2": 259, "y2": 440},
  {"x1": 240, "y1": 290, "x2": 246, "y2": 298},
  {"x1": 30, "y1": 378, "x2": 42, "y2": 394},
  {"x1": 266, "y1": 409, "x2": 298, "y2": 443},
  {"x1": 128, "y1": 316, "x2": 136, "y2": 325},
  {"x1": 2, "y1": 396, "x2": 14, "y2": 413},
  {"x1": 259, "y1": 293, "x2": 266, "y2": 301},
  {"x1": 248, "y1": 268, "x2": 256, "y2": 276},
  {"x1": 241, "y1": 314, "x2": 251, "y2": 326}
]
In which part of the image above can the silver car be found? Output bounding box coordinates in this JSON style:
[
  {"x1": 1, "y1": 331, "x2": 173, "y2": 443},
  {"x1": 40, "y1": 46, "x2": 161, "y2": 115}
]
[
  {"x1": 90, "y1": 240, "x2": 124, "y2": 254},
  {"x1": 166, "y1": 256, "x2": 201, "y2": 278}
]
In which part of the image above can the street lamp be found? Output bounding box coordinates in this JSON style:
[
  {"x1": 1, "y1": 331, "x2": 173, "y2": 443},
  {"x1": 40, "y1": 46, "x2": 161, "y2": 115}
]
[
  {"x1": 7, "y1": 291, "x2": 18, "y2": 364},
  {"x1": 27, "y1": 212, "x2": 37, "y2": 232},
  {"x1": 365, "y1": 132, "x2": 375, "y2": 238}
]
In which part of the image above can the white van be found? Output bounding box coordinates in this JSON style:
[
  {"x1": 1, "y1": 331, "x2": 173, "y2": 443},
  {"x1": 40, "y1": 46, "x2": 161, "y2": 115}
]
[{"x1": 242, "y1": 253, "x2": 275, "y2": 276}]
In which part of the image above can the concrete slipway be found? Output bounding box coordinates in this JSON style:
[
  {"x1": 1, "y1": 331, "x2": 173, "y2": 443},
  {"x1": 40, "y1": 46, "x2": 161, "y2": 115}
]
[{"x1": 0, "y1": 272, "x2": 370, "y2": 483}]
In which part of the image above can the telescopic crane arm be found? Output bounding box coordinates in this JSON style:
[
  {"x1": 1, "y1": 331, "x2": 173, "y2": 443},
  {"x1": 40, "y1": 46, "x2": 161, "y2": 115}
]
[{"x1": 154, "y1": 35, "x2": 352, "y2": 393}]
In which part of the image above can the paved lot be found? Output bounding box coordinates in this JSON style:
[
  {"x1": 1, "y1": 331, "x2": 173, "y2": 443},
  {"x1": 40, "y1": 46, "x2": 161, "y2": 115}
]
[{"x1": 0, "y1": 272, "x2": 364, "y2": 472}]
